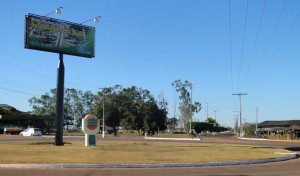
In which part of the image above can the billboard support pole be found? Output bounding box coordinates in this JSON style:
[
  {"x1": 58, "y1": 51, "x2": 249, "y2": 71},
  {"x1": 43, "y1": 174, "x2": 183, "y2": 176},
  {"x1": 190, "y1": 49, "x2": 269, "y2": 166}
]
[{"x1": 55, "y1": 53, "x2": 64, "y2": 146}]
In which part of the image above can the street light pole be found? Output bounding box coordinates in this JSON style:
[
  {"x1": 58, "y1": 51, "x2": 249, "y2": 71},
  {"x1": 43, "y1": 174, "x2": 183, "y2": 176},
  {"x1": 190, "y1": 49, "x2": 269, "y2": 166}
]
[
  {"x1": 102, "y1": 95, "x2": 105, "y2": 139},
  {"x1": 214, "y1": 110, "x2": 217, "y2": 121},
  {"x1": 256, "y1": 107, "x2": 258, "y2": 138},
  {"x1": 99, "y1": 88, "x2": 106, "y2": 139},
  {"x1": 206, "y1": 102, "x2": 208, "y2": 120},
  {"x1": 190, "y1": 84, "x2": 193, "y2": 133},
  {"x1": 232, "y1": 93, "x2": 247, "y2": 138}
]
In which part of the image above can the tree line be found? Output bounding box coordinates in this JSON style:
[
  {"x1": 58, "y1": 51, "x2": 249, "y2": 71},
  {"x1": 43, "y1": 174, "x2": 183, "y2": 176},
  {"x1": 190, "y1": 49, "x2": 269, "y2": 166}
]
[
  {"x1": 1, "y1": 79, "x2": 230, "y2": 135},
  {"x1": 28, "y1": 85, "x2": 168, "y2": 135}
]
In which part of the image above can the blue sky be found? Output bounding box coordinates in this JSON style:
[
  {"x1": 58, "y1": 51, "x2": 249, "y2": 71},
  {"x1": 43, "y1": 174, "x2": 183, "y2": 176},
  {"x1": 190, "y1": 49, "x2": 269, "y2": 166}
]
[{"x1": 1, "y1": 0, "x2": 300, "y2": 127}]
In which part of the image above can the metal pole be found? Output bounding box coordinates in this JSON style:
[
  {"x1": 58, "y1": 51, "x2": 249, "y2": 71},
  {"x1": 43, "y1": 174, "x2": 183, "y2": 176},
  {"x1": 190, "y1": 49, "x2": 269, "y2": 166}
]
[
  {"x1": 206, "y1": 102, "x2": 208, "y2": 120},
  {"x1": 239, "y1": 95, "x2": 242, "y2": 138},
  {"x1": 256, "y1": 107, "x2": 258, "y2": 138},
  {"x1": 102, "y1": 95, "x2": 105, "y2": 138},
  {"x1": 55, "y1": 53, "x2": 64, "y2": 146},
  {"x1": 214, "y1": 110, "x2": 217, "y2": 121},
  {"x1": 189, "y1": 85, "x2": 192, "y2": 133}
]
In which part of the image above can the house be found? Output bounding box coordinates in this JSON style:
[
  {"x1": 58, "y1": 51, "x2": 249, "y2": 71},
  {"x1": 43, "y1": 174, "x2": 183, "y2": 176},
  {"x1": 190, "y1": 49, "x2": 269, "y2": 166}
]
[{"x1": 257, "y1": 120, "x2": 300, "y2": 140}]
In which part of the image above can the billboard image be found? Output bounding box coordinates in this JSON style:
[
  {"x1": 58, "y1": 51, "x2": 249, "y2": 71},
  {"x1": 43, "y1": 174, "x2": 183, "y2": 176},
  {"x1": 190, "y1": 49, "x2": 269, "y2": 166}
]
[{"x1": 25, "y1": 14, "x2": 95, "y2": 58}]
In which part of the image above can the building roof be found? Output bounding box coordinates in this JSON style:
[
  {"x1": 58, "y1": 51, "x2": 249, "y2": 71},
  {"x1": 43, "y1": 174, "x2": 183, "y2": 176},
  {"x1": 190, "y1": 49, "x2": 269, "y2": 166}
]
[{"x1": 258, "y1": 120, "x2": 300, "y2": 128}]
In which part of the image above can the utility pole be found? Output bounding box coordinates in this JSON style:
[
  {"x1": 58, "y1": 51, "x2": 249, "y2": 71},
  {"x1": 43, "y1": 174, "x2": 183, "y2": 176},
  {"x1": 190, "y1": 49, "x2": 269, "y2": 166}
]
[
  {"x1": 173, "y1": 98, "x2": 177, "y2": 119},
  {"x1": 256, "y1": 107, "x2": 258, "y2": 138},
  {"x1": 232, "y1": 93, "x2": 247, "y2": 138},
  {"x1": 99, "y1": 88, "x2": 106, "y2": 139},
  {"x1": 233, "y1": 111, "x2": 239, "y2": 135},
  {"x1": 214, "y1": 110, "x2": 217, "y2": 121},
  {"x1": 206, "y1": 102, "x2": 208, "y2": 120}
]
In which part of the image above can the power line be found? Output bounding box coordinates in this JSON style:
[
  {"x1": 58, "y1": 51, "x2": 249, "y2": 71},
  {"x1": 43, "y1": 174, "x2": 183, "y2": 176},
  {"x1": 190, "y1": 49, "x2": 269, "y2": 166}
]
[
  {"x1": 0, "y1": 49, "x2": 102, "y2": 91},
  {"x1": 237, "y1": 0, "x2": 249, "y2": 91},
  {"x1": 0, "y1": 87, "x2": 40, "y2": 96},
  {"x1": 228, "y1": 0, "x2": 233, "y2": 93},
  {"x1": 248, "y1": 0, "x2": 288, "y2": 90},
  {"x1": 252, "y1": 10, "x2": 300, "y2": 90},
  {"x1": 242, "y1": 0, "x2": 267, "y2": 90}
]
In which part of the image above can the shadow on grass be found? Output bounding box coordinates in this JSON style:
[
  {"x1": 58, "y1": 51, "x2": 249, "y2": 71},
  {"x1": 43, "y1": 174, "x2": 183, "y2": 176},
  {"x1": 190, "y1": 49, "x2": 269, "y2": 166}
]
[
  {"x1": 285, "y1": 147, "x2": 300, "y2": 152},
  {"x1": 27, "y1": 142, "x2": 72, "y2": 145}
]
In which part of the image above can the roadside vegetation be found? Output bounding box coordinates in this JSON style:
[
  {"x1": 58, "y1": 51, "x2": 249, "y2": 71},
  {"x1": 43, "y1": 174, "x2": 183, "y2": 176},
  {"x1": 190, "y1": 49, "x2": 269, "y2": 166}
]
[
  {"x1": 0, "y1": 79, "x2": 230, "y2": 136},
  {"x1": 0, "y1": 140, "x2": 291, "y2": 164}
]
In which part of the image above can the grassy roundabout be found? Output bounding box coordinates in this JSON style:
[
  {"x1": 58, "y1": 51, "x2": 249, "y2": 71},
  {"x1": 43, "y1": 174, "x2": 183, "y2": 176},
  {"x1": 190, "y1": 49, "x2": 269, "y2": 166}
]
[{"x1": 0, "y1": 139, "x2": 293, "y2": 164}]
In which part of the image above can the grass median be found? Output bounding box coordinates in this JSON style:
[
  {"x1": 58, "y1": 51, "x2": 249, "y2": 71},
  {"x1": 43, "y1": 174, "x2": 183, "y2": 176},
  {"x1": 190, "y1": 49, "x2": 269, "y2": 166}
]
[{"x1": 0, "y1": 139, "x2": 293, "y2": 164}]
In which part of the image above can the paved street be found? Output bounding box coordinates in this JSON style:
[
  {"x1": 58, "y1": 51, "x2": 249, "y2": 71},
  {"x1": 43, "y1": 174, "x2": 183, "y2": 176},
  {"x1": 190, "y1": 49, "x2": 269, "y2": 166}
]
[{"x1": 0, "y1": 134, "x2": 300, "y2": 176}]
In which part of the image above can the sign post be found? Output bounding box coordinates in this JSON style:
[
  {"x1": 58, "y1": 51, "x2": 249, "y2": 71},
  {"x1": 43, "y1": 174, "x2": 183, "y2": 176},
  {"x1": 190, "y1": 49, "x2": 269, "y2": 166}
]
[
  {"x1": 24, "y1": 13, "x2": 96, "y2": 146},
  {"x1": 82, "y1": 114, "x2": 99, "y2": 146},
  {"x1": 54, "y1": 53, "x2": 64, "y2": 146}
]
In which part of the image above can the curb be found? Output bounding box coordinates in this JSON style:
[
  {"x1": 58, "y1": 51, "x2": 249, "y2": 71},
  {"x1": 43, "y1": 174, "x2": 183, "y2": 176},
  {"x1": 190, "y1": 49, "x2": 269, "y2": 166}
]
[
  {"x1": 144, "y1": 137, "x2": 202, "y2": 141},
  {"x1": 0, "y1": 154, "x2": 298, "y2": 169}
]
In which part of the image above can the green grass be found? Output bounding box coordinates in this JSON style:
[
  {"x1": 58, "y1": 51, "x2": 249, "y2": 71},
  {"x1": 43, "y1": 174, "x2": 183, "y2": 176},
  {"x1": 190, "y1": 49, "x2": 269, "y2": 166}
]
[{"x1": 0, "y1": 139, "x2": 292, "y2": 164}]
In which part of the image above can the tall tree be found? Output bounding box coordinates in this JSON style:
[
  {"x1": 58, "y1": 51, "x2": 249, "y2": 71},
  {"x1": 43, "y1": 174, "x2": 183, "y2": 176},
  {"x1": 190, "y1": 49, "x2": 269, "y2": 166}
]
[
  {"x1": 29, "y1": 89, "x2": 56, "y2": 117},
  {"x1": 64, "y1": 88, "x2": 97, "y2": 127},
  {"x1": 172, "y1": 79, "x2": 201, "y2": 132},
  {"x1": 94, "y1": 85, "x2": 123, "y2": 135},
  {"x1": 29, "y1": 88, "x2": 96, "y2": 127},
  {"x1": 117, "y1": 86, "x2": 167, "y2": 135}
]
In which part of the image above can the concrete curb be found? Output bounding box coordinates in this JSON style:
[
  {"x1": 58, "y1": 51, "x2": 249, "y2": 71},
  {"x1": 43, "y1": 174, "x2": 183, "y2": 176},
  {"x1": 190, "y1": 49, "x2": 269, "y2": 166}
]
[
  {"x1": 144, "y1": 137, "x2": 202, "y2": 141},
  {"x1": 0, "y1": 154, "x2": 298, "y2": 169}
]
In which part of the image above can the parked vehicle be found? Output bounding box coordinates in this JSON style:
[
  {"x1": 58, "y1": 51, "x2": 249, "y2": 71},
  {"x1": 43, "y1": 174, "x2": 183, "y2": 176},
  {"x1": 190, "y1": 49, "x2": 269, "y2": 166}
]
[
  {"x1": 20, "y1": 128, "x2": 42, "y2": 136},
  {"x1": 4, "y1": 127, "x2": 24, "y2": 135}
]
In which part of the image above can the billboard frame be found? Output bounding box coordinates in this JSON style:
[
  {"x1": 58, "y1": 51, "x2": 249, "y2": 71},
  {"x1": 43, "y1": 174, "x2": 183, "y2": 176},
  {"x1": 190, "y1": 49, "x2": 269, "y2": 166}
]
[{"x1": 25, "y1": 13, "x2": 95, "y2": 58}]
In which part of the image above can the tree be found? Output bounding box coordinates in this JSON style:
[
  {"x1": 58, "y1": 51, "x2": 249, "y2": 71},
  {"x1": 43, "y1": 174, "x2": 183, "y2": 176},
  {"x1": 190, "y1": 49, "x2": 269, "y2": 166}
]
[
  {"x1": 243, "y1": 123, "x2": 256, "y2": 138},
  {"x1": 116, "y1": 86, "x2": 167, "y2": 135},
  {"x1": 167, "y1": 117, "x2": 178, "y2": 132},
  {"x1": 0, "y1": 104, "x2": 54, "y2": 133},
  {"x1": 0, "y1": 104, "x2": 24, "y2": 115},
  {"x1": 192, "y1": 122, "x2": 213, "y2": 133},
  {"x1": 64, "y1": 88, "x2": 97, "y2": 127},
  {"x1": 172, "y1": 79, "x2": 201, "y2": 132},
  {"x1": 94, "y1": 85, "x2": 123, "y2": 135},
  {"x1": 28, "y1": 86, "x2": 168, "y2": 136},
  {"x1": 29, "y1": 88, "x2": 96, "y2": 129},
  {"x1": 192, "y1": 120, "x2": 229, "y2": 134},
  {"x1": 205, "y1": 117, "x2": 219, "y2": 127},
  {"x1": 119, "y1": 86, "x2": 153, "y2": 135},
  {"x1": 28, "y1": 89, "x2": 56, "y2": 117}
]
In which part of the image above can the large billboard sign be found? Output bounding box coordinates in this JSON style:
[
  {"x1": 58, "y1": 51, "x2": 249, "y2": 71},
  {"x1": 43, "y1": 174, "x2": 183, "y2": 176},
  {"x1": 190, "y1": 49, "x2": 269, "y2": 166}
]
[{"x1": 25, "y1": 14, "x2": 95, "y2": 58}]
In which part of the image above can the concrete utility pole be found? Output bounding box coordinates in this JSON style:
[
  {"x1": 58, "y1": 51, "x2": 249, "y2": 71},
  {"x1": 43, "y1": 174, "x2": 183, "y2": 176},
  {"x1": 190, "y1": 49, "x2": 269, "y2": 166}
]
[
  {"x1": 206, "y1": 102, "x2": 208, "y2": 120},
  {"x1": 256, "y1": 107, "x2": 258, "y2": 138},
  {"x1": 214, "y1": 110, "x2": 217, "y2": 121},
  {"x1": 232, "y1": 93, "x2": 247, "y2": 138},
  {"x1": 99, "y1": 88, "x2": 106, "y2": 139}
]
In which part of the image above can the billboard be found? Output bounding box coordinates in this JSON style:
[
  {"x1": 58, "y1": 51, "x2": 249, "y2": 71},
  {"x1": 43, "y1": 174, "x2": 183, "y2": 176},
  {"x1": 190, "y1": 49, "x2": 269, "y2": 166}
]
[{"x1": 25, "y1": 14, "x2": 95, "y2": 58}]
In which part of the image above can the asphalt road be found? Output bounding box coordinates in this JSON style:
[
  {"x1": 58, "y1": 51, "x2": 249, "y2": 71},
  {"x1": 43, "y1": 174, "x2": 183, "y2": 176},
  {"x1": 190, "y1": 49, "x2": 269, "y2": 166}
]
[{"x1": 1, "y1": 134, "x2": 300, "y2": 176}]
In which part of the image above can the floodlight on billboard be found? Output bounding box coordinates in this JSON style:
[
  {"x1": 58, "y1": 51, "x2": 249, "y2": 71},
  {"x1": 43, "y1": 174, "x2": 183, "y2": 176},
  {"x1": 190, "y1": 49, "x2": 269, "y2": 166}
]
[{"x1": 25, "y1": 14, "x2": 95, "y2": 58}]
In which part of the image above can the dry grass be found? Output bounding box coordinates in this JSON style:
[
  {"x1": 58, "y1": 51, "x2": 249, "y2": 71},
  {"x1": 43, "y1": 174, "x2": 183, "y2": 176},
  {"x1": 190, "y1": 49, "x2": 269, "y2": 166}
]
[
  {"x1": 0, "y1": 139, "x2": 291, "y2": 164},
  {"x1": 152, "y1": 133, "x2": 195, "y2": 138}
]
